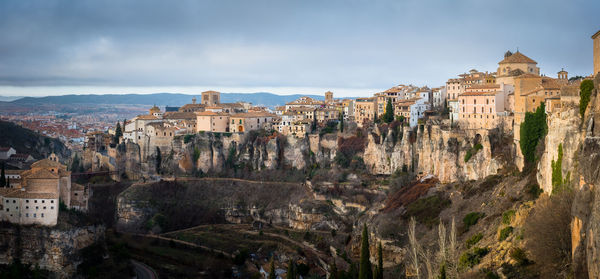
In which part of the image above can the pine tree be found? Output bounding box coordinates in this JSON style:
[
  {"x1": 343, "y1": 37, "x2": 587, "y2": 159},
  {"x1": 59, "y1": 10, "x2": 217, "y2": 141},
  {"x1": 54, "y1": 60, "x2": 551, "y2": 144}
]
[
  {"x1": 376, "y1": 242, "x2": 383, "y2": 279},
  {"x1": 359, "y1": 224, "x2": 373, "y2": 279},
  {"x1": 330, "y1": 260, "x2": 338, "y2": 279},
  {"x1": 268, "y1": 257, "x2": 276, "y2": 279},
  {"x1": 383, "y1": 98, "x2": 394, "y2": 123},
  {"x1": 0, "y1": 163, "x2": 6, "y2": 187},
  {"x1": 287, "y1": 259, "x2": 295, "y2": 279}
]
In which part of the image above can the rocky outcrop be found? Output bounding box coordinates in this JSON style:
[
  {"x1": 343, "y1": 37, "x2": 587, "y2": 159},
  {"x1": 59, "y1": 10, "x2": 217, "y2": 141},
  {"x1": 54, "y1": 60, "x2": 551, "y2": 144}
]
[{"x1": 0, "y1": 224, "x2": 105, "y2": 278}]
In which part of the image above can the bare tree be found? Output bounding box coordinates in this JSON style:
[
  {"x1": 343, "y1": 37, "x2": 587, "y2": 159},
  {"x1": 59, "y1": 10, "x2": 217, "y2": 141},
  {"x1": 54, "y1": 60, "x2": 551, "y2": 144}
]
[
  {"x1": 407, "y1": 217, "x2": 458, "y2": 279},
  {"x1": 408, "y1": 217, "x2": 421, "y2": 278},
  {"x1": 448, "y1": 217, "x2": 459, "y2": 278}
]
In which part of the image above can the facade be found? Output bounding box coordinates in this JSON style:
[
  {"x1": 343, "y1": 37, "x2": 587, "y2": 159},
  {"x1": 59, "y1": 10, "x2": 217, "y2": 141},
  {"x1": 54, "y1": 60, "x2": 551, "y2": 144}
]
[
  {"x1": 496, "y1": 51, "x2": 540, "y2": 86},
  {"x1": 432, "y1": 87, "x2": 447, "y2": 108},
  {"x1": 201, "y1": 91, "x2": 220, "y2": 105},
  {"x1": 457, "y1": 83, "x2": 512, "y2": 129},
  {"x1": 196, "y1": 111, "x2": 230, "y2": 132},
  {"x1": 354, "y1": 97, "x2": 376, "y2": 127},
  {"x1": 594, "y1": 30, "x2": 600, "y2": 76},
  {"x1": 229, "y1": 112, "x2": 275, "y2": 133},
  {"x1": 325, "y1": 91, "x2": 333, "y2": 103},
  {"x1": 0, "y1": 147, "x2": 16, "y2": 160},
  {"x1": 285, "y1": 96, "x2": 324, "y2": 111}
]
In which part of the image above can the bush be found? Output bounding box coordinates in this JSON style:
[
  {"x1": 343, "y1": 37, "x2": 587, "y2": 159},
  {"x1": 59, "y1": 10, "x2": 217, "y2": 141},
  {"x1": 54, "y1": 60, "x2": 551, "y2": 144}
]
[
  {"x1": 519, "y1": 103, "x2": 547, "y2": 164},
  {"x1": 193, "y1": 147, "x2": 200, "y2": 162},
  {"x1": 459, "y1": 247, "x2": 490, "y2": 269},
  {"x1": 463, "y1": 212, "x2": 485, "y2": 230},
  {"x1": 464, "y1": 149, "x2": 473, "y2": 162},
  {"x1": 183, "y1": 134, "x2": 195, "y2": 144},
  {"x1": 580, "y1": 79, "x2": 594, "y2": 118},
  {"x1": 499, "y1": 226, "x2": 514, "y2": 241},
  {"x1": 466, "y1": 233, "x2": 483, "y2": 248},
  {"x1": 523, "y1": 191, "x2": 573, "y2": 277},
  {"x1": 502, "y1": 210, "x2": 516, "y2": 225},
  {"x1": 551, "y1": 143, "x2": 571, "y2": 194},
  {"x1": 509, "y1": 247, "x2": 532, "y2": 266},
  {"x1": 525, "y1": 183, "x2": 542, "y2": 199},
  {"x1": 406, "y1": 194, "x2": 451, "y2": 227}
]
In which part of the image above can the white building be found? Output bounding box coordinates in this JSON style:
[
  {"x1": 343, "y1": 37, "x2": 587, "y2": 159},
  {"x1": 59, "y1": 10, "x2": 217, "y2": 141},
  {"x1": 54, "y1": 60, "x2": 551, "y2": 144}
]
[
  {"x1": 0, "y1": 147, "x2": 16, "y2": 160},
  {"x1": 432, "y1": 87, "x2": 447, "y2": 108}
]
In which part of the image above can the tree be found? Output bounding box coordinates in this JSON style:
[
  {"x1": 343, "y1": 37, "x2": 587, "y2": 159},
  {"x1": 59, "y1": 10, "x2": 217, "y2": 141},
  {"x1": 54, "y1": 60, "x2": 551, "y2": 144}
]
[
  {"x1": 287, "y1": 259, "x2": 296, "y2": 279},
  {"x1": 268, "y1": 257, "x2": 276, "y2": 279},
  {"x1": 329, "y1": 261, "x2": 338, "y2": 279},
  {"x1": 70, "y1": 154, "x2": 80, "y2": 172},
  {"x1": 114, "y1": 122, "x2": 123, "y2": 143},
  {"x1": 375, "y1": 242, "x2": 383, "y2": 279},
  {"x1": 519, "y1": 102, "x2": 547, "y2": 164},
  {"x1": 0, "y1": 163, "x2": 5, "y2": 187},
  {"x1": 155, "y1": 147, "x2": 162, "y2": 174},
  {"x1": 383, "y1": 98, "x2": 394, "y2": 123},
  {"x1": 339, "y1": 112, "x2": 345, "y2": 133},
  {"x1": 6, "y1": 177, "x2": 10, "y2": 188},
  {"x1": 580, "y1": 80, "x2": 594, "y2": 118},
  {"x1": 359, "y1": 224, "x2": 373, "y2": 279}
]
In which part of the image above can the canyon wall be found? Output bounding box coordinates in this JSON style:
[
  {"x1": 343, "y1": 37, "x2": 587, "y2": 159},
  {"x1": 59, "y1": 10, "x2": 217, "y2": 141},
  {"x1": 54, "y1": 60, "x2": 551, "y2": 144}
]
[{"x1": 0, "y1": 224, "x2": 105, "y2": 278}]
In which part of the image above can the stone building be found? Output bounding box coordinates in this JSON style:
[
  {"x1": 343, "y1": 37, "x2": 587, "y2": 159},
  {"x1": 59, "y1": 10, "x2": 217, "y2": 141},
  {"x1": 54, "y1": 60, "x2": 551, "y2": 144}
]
[
  {"x1": 496, "y1": 51, "x2": 540, "y2": 86},
  {"x1": 354, "y1": 97, "x2": 376, "y2": 127},
  {"x1": 229, "y1": 112, "x2": 275, "y2": 133},
  {"x1": 593, "y1": 30, "x2": 600, "y2": 76},
  {"x1": 201, "y1": 90, "x2": 220, "y2": 105},
  {"x1": 196, "y1": 111, "x2": 230, "y2": 132}
]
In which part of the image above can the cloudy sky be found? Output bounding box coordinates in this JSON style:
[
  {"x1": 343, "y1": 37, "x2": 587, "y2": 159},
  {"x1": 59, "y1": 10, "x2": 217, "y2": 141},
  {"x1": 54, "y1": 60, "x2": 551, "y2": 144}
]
[{"x1": 0, "y1": 0, "x2": 598, "y2": 97}]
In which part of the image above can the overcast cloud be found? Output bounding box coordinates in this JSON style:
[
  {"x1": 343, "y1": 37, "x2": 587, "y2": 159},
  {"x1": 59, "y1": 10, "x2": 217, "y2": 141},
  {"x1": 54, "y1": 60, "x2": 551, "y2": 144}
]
[{"x1": 0, "y1": 0, "x2": 598, "y2": 97}]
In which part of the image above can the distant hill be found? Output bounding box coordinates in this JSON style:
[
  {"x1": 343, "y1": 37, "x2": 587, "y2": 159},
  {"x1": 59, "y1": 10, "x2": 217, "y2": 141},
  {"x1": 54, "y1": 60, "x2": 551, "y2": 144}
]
[
  {"x1": 0, "y1": 120, "x2": 70, "y2": 162},
  {"x1": 10, "y1": 92, "x2": 325, "y2": 108}
]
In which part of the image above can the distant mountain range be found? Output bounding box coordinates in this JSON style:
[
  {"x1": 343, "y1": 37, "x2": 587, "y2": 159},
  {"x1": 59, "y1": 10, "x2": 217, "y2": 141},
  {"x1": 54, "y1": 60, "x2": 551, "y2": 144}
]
[{"x1": 5, "y1": 92, "x2": 325, "y2": 108}]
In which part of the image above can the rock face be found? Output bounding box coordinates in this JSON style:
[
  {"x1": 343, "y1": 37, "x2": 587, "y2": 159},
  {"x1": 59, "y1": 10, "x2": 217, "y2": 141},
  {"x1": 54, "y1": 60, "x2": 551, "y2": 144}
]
[
  {"x1": 572, "y1": 76, "x2": 600, "y2": 278},
  {"x1": 0, "y1": 224, "x2": 105, "y2": 278}
]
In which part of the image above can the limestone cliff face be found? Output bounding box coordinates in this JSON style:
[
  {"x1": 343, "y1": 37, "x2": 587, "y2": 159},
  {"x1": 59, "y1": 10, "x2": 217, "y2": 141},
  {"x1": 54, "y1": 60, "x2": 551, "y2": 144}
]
[
  {"x1": 363, "y1": 125, "x2": 508, "y2": 183},
  {"x1": 572, "y1": 76, "x2": 600, "y2": 278},
  {"x1": 0, "y1": 224, "x2": 105, "y2": 278}
]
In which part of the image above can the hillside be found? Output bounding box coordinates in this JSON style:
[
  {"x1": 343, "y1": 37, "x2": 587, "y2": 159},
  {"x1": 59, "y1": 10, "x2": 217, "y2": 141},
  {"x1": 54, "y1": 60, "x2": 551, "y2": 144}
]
[
  {"x1": 8, "y1": 92, "x2": 326, "y2": 108},
  {"x1": 0, "y1": 120, "x2": 70, "y2": 161}
]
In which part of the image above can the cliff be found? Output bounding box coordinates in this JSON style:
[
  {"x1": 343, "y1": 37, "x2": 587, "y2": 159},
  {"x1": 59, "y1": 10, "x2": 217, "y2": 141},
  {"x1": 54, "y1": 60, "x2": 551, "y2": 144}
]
[{"x1": 0, "y1": 223, "x2": 105, "y2": 278}]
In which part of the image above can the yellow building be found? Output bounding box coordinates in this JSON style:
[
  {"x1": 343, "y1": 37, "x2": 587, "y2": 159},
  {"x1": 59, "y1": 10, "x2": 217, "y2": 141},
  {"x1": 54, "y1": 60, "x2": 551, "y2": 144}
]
[
  {"x1": 229, "y1": 112, "x2": 275, "y2": 133},
  {"x1": 496, "y1": 51, "x2": 540, "y2": 86},
  {"x1": 196, "y1": 111, "x2": 230, "y2": 132},
  {"x1": 201, "y1": 90, "x2": 220, "y2": 105},
  {"x1": 593, "y1": 30, "x2": 600, "y2": 76},
  {"x1": 354, "y1": 97, "x2": 376, "y2": 127}
]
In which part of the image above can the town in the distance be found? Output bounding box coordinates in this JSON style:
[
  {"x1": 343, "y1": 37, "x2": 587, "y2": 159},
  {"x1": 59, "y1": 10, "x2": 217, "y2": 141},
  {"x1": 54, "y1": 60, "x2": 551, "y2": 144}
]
[{"x1": 0, "y1": 25, "x2": 599, "y2": 278}]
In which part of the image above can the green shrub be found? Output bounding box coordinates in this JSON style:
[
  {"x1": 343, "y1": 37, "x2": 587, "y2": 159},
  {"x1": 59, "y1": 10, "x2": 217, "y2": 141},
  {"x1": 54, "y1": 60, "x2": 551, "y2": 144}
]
[
  {"x1": 183, "y1": 134, "x2": 195, "y2": 144},
  {"x1": 464, "y1": 149, "x2": 473, "y2": 162},
  {"x1": 519, "y1": 103, "x2": 547, "y2": 163},
  {"x1": 502, "y1": 210, "x2": 516, "y2": 225},
  {"x1": 580, "y1": 79, "x2": 594, "y2": 118},
  {"x1": 463, "y1": 212, "x2": 485, "y2": 230},
  {"x1": 464, "y1": 144, "x2": 483, "y2": 162},
  {"x1": 193, "y1": 147, "x2": 200, "y2": 162},
  {"x1": 466, "y1": 233, "x2": 483, "y2": 248},
  {"x1": 499, "y1": 226, "x2": 514, "y2": 241},
  {"x1": 509, "y1": 247, "x2": 532, "y2": 266},
  {"x1": 551, "y1": 143, "x2": 571, "y2": 194},
  {"x1": 459, "y1": 247, "x2": 490, "y2": 269},
  {"x1": 525, "y1": 183, "x2": 543, "y2": 199}
]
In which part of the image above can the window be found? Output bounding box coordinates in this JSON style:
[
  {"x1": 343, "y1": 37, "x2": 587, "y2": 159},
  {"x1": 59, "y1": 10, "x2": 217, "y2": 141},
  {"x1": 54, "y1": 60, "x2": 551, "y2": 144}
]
[
  {"x1": 33, "y1": 213, "x2": 36, "y2": 218},
  {"x1": 26, "y1": 200, "x2": 29, "y2": 203},
  {"x1": 43, "y1": 206, "x2": 46, "y2": 210},
  {"x1": 12, "y1": 200, "x2": 15, "y2": 203},
  {"x1": 5, "y1": 208, "x2": 8, "y2": 212},
  {"x1": 34, "y1": 200, "x2": 37, "y2": 203},
  {"x1": 42, "y1": 200, "x2": 44, "y2": 203},
  {"x1": 51, "y1": 200, "x2": 54, "y2": 204},
  {"x1": 36, "y1": 206, "x2": 39, "y2": 210},
  {"x1": 26, "y1": 206, "x2": 29, "y2": 209},
  {"x1": 51, "y1": 206, "x2": 54, "y2": 210},
  {"x1": 41, "y1": 213, "x2": 44, "y2": 218},
  {"x1": 26, "y1": 213, "x2": 28, "y2": 217}
]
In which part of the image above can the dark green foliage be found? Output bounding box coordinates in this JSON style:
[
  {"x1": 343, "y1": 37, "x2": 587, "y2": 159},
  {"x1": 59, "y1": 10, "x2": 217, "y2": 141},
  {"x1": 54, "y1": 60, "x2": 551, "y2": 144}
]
[
  {"x1": 233, "y1": 249, "x2": 249, "y2": 265},
  {"x1": 525, "y1": 183, "x2": 542, "y2": 199},
  {"x1": 383, "y1": 98, "x2": 394, "y2": 123},
  {"x1": 466, "y1": 233, "x2": 483, "y2": 248},
  {"x1": 70, "y1": 154, "x2": 80, "y2": 172},
  {"x1": 320, "y1": 120, "x2": 338, "y2": 136},
  {"x1": 551, "y1": 143, "x2": 571, "y2": 194},
  {"x1": 59, "y1": 200, "x2": 68, "y2": 212},
  {"x1": 580, "y1": 80, "x2": 594, "y2": 118},
  {"x1": 509, "y1": 248, "x2": 532, "y2": 266},
  {"x1": 296, "y1": 263, "x2": 310, "y2": 276},
  {"x1": 463, "y1": 212, "x2": 485, "y2": 230},
  {"x1": 268, "y1": 258, "x2": 276, "y2": 279},
  {"x1": 193, "y1": 147, "x2": 200, "y2": 162},
  {"x1": 359, "y1": 225, "x2": 373, "y2": 279},
  {"x1": 464, "y1": 143, "x2": 483, "y2": 162},
  {"x1": 438, "y1": 263, "x2": 447, "y2": 279},
  {"x1": 485, "y1": 271, "x2": 501, "y2": 279},
  {"x1": 329, "y1": 261, "x2": 338, "y2": 279},
  {"x1": 0, "y1": 163, "x2": 5, "y2": 187},
  {"x1": 502, "y1": 210, "x2": 516, "y2": 225},
  {"x1": 155, "y1": 147, "x2": 162, "y2": 174},
  {"x1": 375, "y1": 242, "x2": 383, "y2": 279},
  {"x1": 459, "y1": 247, "x2": 490, "y2": 269},
  {"x1": 519, "y1": 103, "x2": 547, "y2": 163},
  {"x1": 114, "y1": 122, "x2": 122, "y2": 143},
  {"x1": 183, "y1": 134, "x2": 195, "y2": 144},
  {"x1": 499, "y1": 226, "x2": 514, "y2": 241},
  {"x1": 406, "y1": 195, "x2": 451, "y2": 227},
  {"x1": 287, "y1": 259, "x2": 296, "y2": 279},
  {"x1": 339, "y1": 112, "x2": 344, "y2": 132},
  {"x1": 0, "y1": 259, "x2": 50, "y2": 279}
]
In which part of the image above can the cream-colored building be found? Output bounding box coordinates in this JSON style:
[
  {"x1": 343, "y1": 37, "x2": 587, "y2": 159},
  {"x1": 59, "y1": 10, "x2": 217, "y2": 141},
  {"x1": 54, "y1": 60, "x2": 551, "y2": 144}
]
[
  {"x1": 196, "y1": 111, "x2": 230, "y2": 132},
  {"x1": 354, "y1": 97, "x2": 376, "y2": 127},
  {"x1": 230, "y1": 112, "x2": 275, "y2": 133},
  {"x1": 457, "y1": 83, "x2": 512, "y2": 129},
  {"x1": 593, "y1": 30, "x2": 600, "y2": 76},
  {"x1": 496, "y1": 51, "x2": 540, "y2": 86}
]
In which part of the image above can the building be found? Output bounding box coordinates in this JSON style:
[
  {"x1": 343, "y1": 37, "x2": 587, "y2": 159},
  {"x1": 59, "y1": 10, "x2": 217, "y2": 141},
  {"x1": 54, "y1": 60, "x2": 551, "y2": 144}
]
[
  {"x1": 285, "y1": 96, "x2": 324, "y2": 111},
  {"x1": 457, "y1": 83, "x2": 512, "y2": 129},
  {"x1": 229, "y1": 112, "x2": 275, "y2": 133},
  {"x1": 196, "y1": 111, "x2": 230, "y2": 132},
  {"x1": 325, "y1": 91, "x2": 333, "y2": 103},
  {"x1": 496, "y1": 51, "x2": 540, "y2": 86},
  {"x1": 594, "y1": 30, "x2": 600, "y2": 76},
  {"x1": 0, "y1": 147, "x2": 16, "y2": 160},
  {"x1": 354, "y1": 97, "x2": 376, "y2": 127},
  {"x1": 0, "y1": 153, "x2": 82, "y2": 226},
  {"x1": 201, "y1": 91, "x2": 220, "y2": 105},
  {"x1": 432, "y1": 87, "x2": 447, "y2": 108},
  {"x1": 179, "y1": 97, "x2": 206, "y2": 113}
]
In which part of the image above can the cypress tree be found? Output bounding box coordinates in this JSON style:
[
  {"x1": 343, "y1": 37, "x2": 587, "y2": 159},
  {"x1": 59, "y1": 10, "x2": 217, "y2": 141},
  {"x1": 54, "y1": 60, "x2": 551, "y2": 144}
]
[
  {"x1": 339, "y1": 112, "x2": 344, "y2": 133},
  {"x1": 359, "y1": 224, "x2": 373, "y2": 279},
  {"x1": 114, "y1": 122, "x2": 123, "y2": 143},
  {"x1": 268, "y1": 257, "x2": 276, "y2": 279},
  {"x1": 330, "y1": 260, "x2": 338, "y2": 279},
  {"x1": 155, "y1": 147, "x2": 162, "y2": 174},
  {"x1": 376, "y1": 242, "x2": 383, "y2": 279},
  {"x1": 0, "y1": 163, "x2": 6, "y2": 187},
  {"x1": 287, "y1": 259, "x2": 295, "y2": 279},
  {"x1": 6, "y1": 177, "x2": 9, "y2": 188},
  {"x1": 383, "y1": 98, "x2": 394, "y2": 123}
]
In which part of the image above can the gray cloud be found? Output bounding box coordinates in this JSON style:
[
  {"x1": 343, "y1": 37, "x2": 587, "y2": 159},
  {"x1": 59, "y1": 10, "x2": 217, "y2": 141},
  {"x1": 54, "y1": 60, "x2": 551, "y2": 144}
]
[{"x1": 0, "y1": 0, "x2": 598, "y2": 92}]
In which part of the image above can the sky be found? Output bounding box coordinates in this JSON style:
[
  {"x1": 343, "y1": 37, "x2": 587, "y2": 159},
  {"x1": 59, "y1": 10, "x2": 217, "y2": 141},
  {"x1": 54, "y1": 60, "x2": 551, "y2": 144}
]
[{"x1": 0, "y1": 0, "x2": 598, "y2": 97}]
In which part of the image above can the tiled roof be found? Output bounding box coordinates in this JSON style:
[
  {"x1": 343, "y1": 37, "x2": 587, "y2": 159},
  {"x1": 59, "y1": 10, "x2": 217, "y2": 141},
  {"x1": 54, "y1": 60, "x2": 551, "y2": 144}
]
[
  {"x1": 22, "y1": 168, "x2": 59, "y2": 179},
  {"x1": 592, "y1": 30, "x2": 600, "y2": 39},
  {"x1": 230, "y1": 112, "x2": 275, "y2": 118},
  {"x1": 0, "y1": 188, "x2": 19, "y2": 197},
  {"x1": 459, "y1": 91, "x2": 497, "y2": 97},
  {"x1": 202, "y1": 90, "x2": 220, "y2": 94},
  {"x1": 4, "y1": 190, "x2": 59, "y2": 199},
  {"x1": 195, "y1": 111, "x2": 230, "y2": 116},
  {"x1": 0, "y1": 147, "x2": 12, "y2": 152},
  {"x1": 31, "y1": 158, "x2": 62, "y2": 169},
  {"x1": 498, "y1": 51, "x2": 537, "y2": 64},
  {"x1": 137, "y1": 115, "x2": 159, "y2": 120},
  {"x1": 163, "y1": 112, "x2": 197, "y2": 120}
]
